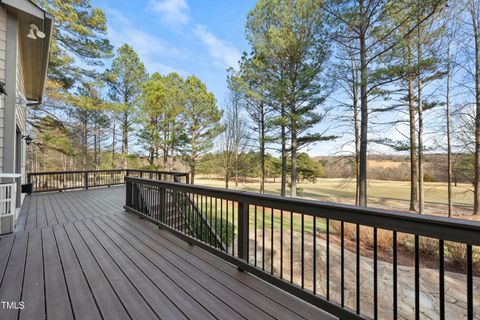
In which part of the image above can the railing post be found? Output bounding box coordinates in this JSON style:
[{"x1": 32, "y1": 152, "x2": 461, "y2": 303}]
[
  {"x1": 133, "y1": 181, "x2": 138, "y2": 209},
  {"x1": 237, "y1": 201, "x2": 249, "y2": 268},
  {"x1": 125, "y1": 179, "x2": 132, "y2": 208},
  {"x1": 84, "y1": 171, "x2": 89, "y2": 190},
  {"x1": 27, "y1": 173, "x2": 33, "y2": 194},
  {"x1": 159, "y1": 186, "x2": 166, "y2": 224}
]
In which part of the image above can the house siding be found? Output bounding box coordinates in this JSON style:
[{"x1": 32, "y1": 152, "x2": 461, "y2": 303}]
[
  {"x1": 0, "y1": 7, "x2": 6, "y2": 172},
  {"x1": 15, "y1": 21, "x2": 26, "y2": 187}
]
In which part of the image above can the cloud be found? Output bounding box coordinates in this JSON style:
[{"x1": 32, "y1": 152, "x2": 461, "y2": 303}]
[
  {"x1": 193, "y1": 25, "x2": 241, "y2": 68},
  {"x1": 150, "y1": 0, "x2": 189, "y2": 27},
  {"x1": 105, "y1": 8, "x2": 185, "y2": 75}
]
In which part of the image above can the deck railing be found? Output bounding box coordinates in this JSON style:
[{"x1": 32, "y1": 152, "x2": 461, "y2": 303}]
[
  {"x1": 124, "y1": 177, "x2": 480, "y2": 320},
  {"x1": 27, "y1": 169, "x2": 189, "y2": 193},
  {"x1": 0, "y1": 182, "x2": 16, "y2": 234}
]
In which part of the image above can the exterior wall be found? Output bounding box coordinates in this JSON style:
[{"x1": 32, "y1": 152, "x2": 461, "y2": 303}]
[
  {"x1": 15, "y1": 21, "x2": 27, "y2": 188},
  {"x1": 1, "y1": 10, "x2": 23, "y2": 208},
  {"x1": 0, "y1": 7, "x2": 6, "y2": 173}
]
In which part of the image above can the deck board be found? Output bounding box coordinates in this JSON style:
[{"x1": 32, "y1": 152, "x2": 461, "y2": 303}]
[
  {"x1": 63, "y1": 222, "x2": 130, "y2": 320},
  {"x1": 19, "y1": 229, "x2": 45, "y2": 320},
  {"x1": 42, "y1": 227, "x2": 74, "y2": 320},
  {"x1": 0, "y1": 233, "x2": 28, "y2": 320},
  {"x1": 0, "y1": 187, "x2": 336, "y2": 320},
  {"x1": 52, "y1": 224, "x2": 102, "y2": 320},
  {"x1": 85, "y1": 219, "x2": 216, "y2": 320}
]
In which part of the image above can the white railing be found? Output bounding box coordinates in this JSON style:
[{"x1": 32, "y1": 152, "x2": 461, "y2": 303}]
[
  {"x1": 0, "y1": 183, "x2": 16, "y2": 233},
  {"x1": 0, "y1": 173, "x2": 21, "y2": 234}
]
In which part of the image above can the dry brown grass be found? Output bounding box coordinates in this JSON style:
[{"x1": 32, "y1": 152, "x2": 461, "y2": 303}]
[{"x1": 328, "y1": 221, "x2": 480, "y2": 274}]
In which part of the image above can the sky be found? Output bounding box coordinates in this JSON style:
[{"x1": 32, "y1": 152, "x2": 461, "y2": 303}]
[
  {"x1": 88, "y1": 0, "x2": 454, "y2": 158},
  {"x1": 92, "y1": 0, "x2": 254, "y2": 103},
  {"x1": 91, "y1": 0, "x2": 354, "y2": 157}
]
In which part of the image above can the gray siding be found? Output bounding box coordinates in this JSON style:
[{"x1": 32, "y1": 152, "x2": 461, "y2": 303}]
[
  {"x1": 0, "y1": 7, "x2": 6, "y2": 172},
  {"x1": 15, "y1": 21, "x2": 26, "y2": 186}
]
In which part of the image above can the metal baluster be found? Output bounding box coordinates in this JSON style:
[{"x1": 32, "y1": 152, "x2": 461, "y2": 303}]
[
  {"x1": 356, "y1": 224, "x2": 361, "y2": 314},
  {"x1": 393, "y1": 231, "x2": 398, "y2": 320},
  {"x1": 374, "y1": 228, "x2": 378, "y2": 320},
  {"x1": 341, "y1": 221, "x2": 345, "y2": 307},
  {"x1": 220, "y1": 198, "x2": 224, "y2": 251},
  {"x1": 271, "y1": 207, "x2": 274, "y2": 275},
  {"x1": 313, "y1": 216, "x2": 316, "y2": 295},
  {"x1": 209, "y1": 196, "x2": 213, "y2": 246},
  {"x1": 262, "y1": 206, "x2": 265, "y2": 270},
  {"x1": 326, "y1": 218, "x2": 330, "y2": 300},
  {"x1": 232, "y1": 201, "x2": 235, "y2": 257},
  {"x1": 280, "y1": 210, "x2": 284, "y2": 279},
  {"x1": 439, "y1": 239, "x2": 444, "y2": 320},
  {"x1": 415, "y1": 235, "x2": 419, "y2": 320},
  {"x1": 215, "y1": 198, "x2": 218, "y2": 249},
  {"x1": 301, "y1": 213, "x2": 304, "y2": 288},
  {"x1": 291, "y1": 211, "x2": 294, "y2": 284},
  {"x1": 254, "y1": 206, "x2": 257, "y2": 267},
  {"x1": 467, "y1": 244, "x2": 473, "y2": 320},
  {"x1": 226, "y1": 200, "x2": 229, "y2": 254}
]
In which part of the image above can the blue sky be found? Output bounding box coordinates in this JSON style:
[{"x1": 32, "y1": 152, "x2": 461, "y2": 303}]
[
  {"x1": 92, "y1": 0, "x2": 255, "y2": 102},
  {"x1": 91, "y1": 0, "x2": 348, "y2": 156},
  {"x1": 89, "y1": 0, "x2": 448, "y2": 157}
]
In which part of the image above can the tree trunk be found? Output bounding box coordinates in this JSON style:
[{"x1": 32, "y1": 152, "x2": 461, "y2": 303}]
[
  {"x1": 111, "y1": 113, "x2": 116, "y2": 168},
  {"x1": 82, "y1": 112, "x2": 88, "y2": 171},
  {"x1": 358, "y1": 0, "x2": 368, "y2": 207},
  {"x1": 235, "y1": 152, "x2": 239, "y2": 188},
  {"x1": 260, "y1": 105, "x2": 265, "y2": 194},
  {"x1": 407, "y1": 45, "x2": 418, "y2": 212},
  {"x1": 472, "y1": 2, "x2": 480, "y2": 214},
  {"x1": 351, "y1": 56, "x2": 360, "y2": 205},
  {"x1": 290, "y1": 110, "x2": 297, "y2": 197},
  {"x1": 417, "y1": 36, "x2": 425, "y2": 214},
  {"x1": 190, "y1": 164, "x2": 196, "y2": 184},
  {"x1": 281, "y1": 105, "x2": 287, "y2": 197},
  {"x1": 163, "y1": 127, "x2": 168, "y2": 167},
  {"x1": 122, "y1": 110, "x2": 129, "y2": 170},
  {"x1": 93, "y1": 127, "x2": 98, "y2": 170},
  {"x1": 148, "y1": 117, "x2": 155, "y2": 165},
  {"x1": 446, "y1": 44, "x2": 453, "y2": 217}
]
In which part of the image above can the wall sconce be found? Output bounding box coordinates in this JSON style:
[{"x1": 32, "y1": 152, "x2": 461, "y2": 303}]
[
  {"x1": 22, "y1": 135, "x2": 33, "y2": 145},
  {"x1": 0, "y1": 81, "x2": 6, "y2": 95},
  {"x1": 27, "y1": 24, "x2": 45, "y2": 40}
]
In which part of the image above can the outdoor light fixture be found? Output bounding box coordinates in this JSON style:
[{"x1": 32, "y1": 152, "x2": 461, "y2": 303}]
[
  {"x1": 26, "y1": 24, "x2": 45, "y2": 40},
  {"x1": 22, "y1": 135, "x2": 33, "y2": 145},
  {"x1": 0, "y1": 81, "x2": 6, "y2": 95}
]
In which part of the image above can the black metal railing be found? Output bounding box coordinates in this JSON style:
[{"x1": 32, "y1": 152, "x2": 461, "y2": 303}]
[
  {"x1": 27, "y1": 169, "x2": 189, "y2": 193},
  {"x1": 124, "y1": 177, "x2": 480, "y2": 320}
]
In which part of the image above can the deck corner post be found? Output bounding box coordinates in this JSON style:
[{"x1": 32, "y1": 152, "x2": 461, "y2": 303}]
[
  {"x1": 125, "y1": 179, "x2": 132, "y2": 208},
  {"x1": 237, "y1": 201, "x2": 249, "y2": 267},
  {"x1": 159, "y1": 186, "x2": 166, "y2": 223},
  {"x1": 84, "y1": 172, "x2": 89, "y2": 190}
]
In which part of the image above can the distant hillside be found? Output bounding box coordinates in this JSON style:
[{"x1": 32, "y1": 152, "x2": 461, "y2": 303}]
[{"x1": 313, "y1": 154, "x2": 470, "y2": 183}]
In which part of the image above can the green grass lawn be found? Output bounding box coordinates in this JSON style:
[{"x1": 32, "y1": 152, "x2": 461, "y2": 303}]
[{"x1": 194, "y1": 177, "x2": 474, "y2": 215}]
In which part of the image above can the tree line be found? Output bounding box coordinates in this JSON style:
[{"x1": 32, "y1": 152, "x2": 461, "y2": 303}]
[{"x1": 28, "y1": 0, "x2": 480, "y2": 215}]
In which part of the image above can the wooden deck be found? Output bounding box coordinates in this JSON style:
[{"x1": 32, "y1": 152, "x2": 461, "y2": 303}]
[{"x1": 0, "y1": 186, "x2": 335, "y2": 320}]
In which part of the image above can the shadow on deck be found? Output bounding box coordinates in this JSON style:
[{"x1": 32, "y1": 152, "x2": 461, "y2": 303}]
[{"x1": 0, "y1": 186, "x2": 334, "y2": 320}]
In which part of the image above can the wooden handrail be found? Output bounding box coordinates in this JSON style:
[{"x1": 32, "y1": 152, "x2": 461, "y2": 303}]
[
  {"x1": 124, "y1": 176, "x2": 479, "y2": 320},
  {"x1": 27, "y1": 169, "x2": 189, "y2": 193}
]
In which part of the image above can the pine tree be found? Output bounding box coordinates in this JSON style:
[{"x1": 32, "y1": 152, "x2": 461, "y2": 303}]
[
  {"x1": 106, "y1": 44, "x2": 147, "y2": 169},
  {"x1": 182, "y1": 76, "x2": 223, "y2": 184},
  {"x1": 246, "y1": 0, "x2": 333, "y2": 197}
]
